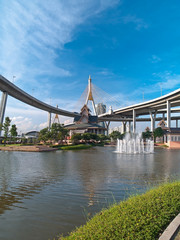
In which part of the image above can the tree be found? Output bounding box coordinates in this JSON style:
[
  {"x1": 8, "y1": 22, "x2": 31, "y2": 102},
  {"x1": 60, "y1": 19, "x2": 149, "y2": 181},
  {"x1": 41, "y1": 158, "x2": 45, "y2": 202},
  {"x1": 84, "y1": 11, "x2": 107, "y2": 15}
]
[
  {"x1": 82, "y1": 133, "x2": 91, "y2": 142},
  {"x1": 38, "y1": 127, "x2": 50, "y2": 142},
  {"x1": 142, "y1": 127, "x2": 152, "y2": 140},
  {"x1": 109, "y1": 131, "x2": 123, "y2": 141},
  {"x1": 10, "y1": 124, "x2": 18, "y2": 141},
  {"x1": 3, "y1": 117, "x2": 11, "y2": 144},
  {"x1": 58, "y1": 128, "x2": 69, "y2": 144},
  {"x1": 38, "y1": 124, "x2": 69, "y2": 144},
  {"x1": 50, "y1": 123, "x2": 69, "y2": 143},
  {"x1": 90, "y1": 133, "x2": 100, "y2": 141},
  {"x1": 71, "y1": 133, "x2": 82, "y2": 144},
  {"x1": 98, "y1": 134, "x2": 110, "y2": 142},
  {"x1": 153, "y1": 127, "x2": 164, "y2": 143},
  {"x1": 50, "y1": 123, "x2": 63, "y2": 142}
]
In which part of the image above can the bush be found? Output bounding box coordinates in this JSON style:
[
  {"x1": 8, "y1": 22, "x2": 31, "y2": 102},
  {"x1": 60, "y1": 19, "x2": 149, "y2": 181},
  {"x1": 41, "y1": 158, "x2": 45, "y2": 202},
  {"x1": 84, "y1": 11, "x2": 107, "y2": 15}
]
[
  {"x1": 50, "y1": 144, "x2": 64, "y2": 148},
  {"x1": 60, "y1": 181, "x2": 180, "y2": 240},
  {"x1": 60, "y1": 144, "x2": 92, "y2": 150}
]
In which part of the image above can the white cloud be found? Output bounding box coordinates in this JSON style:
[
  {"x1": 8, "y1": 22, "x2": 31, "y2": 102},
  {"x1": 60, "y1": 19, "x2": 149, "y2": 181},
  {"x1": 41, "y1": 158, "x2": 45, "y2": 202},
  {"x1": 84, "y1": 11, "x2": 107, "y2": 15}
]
[
  {"x1": 39, "y1": 121, "x2": 48, "y2": 130},
  {"x1": 0, "y1": 0, "x2": 119, "y2": 83},
  {"x1": 150, "y1": 55, "x2": 161, "y2": 63},
  {"x1": 122, "y1": 15, "x2": 148, "y2": 30}
]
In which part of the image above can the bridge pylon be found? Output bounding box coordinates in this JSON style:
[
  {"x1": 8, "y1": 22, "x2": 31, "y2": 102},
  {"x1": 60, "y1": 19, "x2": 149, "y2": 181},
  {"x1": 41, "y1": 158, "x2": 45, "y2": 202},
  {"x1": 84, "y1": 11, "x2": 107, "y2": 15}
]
[
  {"x1": 52, "y1": 105, "x2": 60, "y2": 124},
  {"x1": 85, "y1": 75, "x2": 97, "y2": 115}
]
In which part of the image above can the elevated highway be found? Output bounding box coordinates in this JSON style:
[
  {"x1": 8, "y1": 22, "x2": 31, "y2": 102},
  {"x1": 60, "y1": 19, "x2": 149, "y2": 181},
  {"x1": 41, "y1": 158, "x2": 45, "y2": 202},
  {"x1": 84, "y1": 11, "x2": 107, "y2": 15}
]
[
  {"x1": 0, "y1": 75, "x2": 80, "y2": 128},
  {"x1": 99, "y1": 88, "x2": 180, "y2": 132}
]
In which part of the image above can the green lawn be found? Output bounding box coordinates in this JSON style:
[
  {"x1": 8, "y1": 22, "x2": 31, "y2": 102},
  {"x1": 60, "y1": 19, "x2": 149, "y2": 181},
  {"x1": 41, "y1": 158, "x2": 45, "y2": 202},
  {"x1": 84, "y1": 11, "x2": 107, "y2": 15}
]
[
  {"x1": 60, "y1": 144, "x2": 92, "y2": 150},
  {"x1": 0, "y1": 144, "x2": 21, "y2": 147},
  {"x1": 60, "y1": 181, "x2": 180, "y2": 240}
]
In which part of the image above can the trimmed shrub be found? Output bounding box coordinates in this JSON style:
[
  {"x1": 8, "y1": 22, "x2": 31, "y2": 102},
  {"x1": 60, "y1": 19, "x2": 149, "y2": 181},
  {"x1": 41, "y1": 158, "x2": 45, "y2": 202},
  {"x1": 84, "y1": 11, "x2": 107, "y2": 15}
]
[{"x1": 60, "y1": 181, "x2": 180, "y2": 240}]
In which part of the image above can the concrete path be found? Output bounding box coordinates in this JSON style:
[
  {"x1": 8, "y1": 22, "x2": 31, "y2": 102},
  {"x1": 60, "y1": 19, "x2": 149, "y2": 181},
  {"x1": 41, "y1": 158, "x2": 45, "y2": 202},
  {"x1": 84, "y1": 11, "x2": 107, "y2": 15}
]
[{"x1": 159, "y1": 214, "x2": 180, "y2": 240}]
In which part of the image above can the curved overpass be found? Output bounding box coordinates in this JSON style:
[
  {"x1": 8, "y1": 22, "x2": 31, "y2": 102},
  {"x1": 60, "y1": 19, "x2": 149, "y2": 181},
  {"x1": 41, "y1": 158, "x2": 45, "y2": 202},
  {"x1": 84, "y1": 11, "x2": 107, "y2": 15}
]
[
  {"x1": 99, "y1": 88, "x2": 180, "y2": 118},
  {"x1": 99, "y1": 88, "x2": 180, "y2": 132},
  {"x1": 0, "y1": 75, "x2": 79, "y2": 118}
]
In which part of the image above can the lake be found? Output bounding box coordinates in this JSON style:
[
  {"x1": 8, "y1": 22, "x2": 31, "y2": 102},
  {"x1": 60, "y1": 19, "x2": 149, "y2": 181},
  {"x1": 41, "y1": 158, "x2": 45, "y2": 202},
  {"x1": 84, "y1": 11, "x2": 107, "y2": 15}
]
[{"x1": 0, "y1": 147, "x2": 180, "y2": 240}]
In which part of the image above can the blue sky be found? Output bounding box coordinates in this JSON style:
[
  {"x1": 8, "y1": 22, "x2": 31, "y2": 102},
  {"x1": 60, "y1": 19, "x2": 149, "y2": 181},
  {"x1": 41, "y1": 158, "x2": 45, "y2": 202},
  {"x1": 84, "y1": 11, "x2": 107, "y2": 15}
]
[{"x1": 1, "y1": 0, "x2": 180, "y2": 132}]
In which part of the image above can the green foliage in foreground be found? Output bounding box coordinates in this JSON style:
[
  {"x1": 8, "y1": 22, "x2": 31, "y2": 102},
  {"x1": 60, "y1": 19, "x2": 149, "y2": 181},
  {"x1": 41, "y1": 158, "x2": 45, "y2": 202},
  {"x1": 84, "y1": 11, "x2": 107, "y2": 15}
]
[
  {"x1": 60, "y1": 181, "x2": 180, "y2": 240},
  {"x1": 60, "y1": 144, "x2": 92, "y2": 150}
]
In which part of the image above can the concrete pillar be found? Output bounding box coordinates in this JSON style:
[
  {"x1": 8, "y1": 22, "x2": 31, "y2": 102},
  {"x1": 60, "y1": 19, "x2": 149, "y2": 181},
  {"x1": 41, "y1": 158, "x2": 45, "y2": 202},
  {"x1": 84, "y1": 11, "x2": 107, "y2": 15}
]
[
  {"x1": 154, "y1": 111, "x2": 157, "y2": 130},
  {"x1": 0, "y1": 92, "x2": 8, "y2": 136},
  {"x1": 48, "y1": 112, "x2": 51, "y2": 130},
  {"x1": 176, "y1": 119, "x2": 178, "y2": 128},
  {"x1": 122, "y1": 122, "x2": 126, "y2": 133},
  {"x1": 167, "y1": 100, "x2": 171, "y2": 128},
  {"x1": 133, "y1": 109, "x2": 136, "y2": 133},
  {"x1": 128, "y1": 121, "x2": 131, "y2": 132},
  {"x1": 149, "y1": 111, "x2": 153, "y2": 132},
  {"x1": 149, "y1": 110, "x2": 157, "y2": 132},
  {"x1": 105, "y1": 121, "x2": 110, "y2": 136},
  {"x1": 162, "y1": 113, "x2": 165, "y2": 120}
]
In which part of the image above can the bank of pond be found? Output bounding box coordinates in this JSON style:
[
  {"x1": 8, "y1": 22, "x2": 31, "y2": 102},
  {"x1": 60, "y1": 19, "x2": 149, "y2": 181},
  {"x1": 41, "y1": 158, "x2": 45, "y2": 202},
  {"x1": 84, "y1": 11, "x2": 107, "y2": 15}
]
[
  {"x1": 59, "y1": 181, "x2": 180, "y2": 240},
  {"x1": 0, "y1": 142, "x2": 169, "y2": 152},
  {"x1": 0, "y1": 142, "x2": 105, "y2": 152}
]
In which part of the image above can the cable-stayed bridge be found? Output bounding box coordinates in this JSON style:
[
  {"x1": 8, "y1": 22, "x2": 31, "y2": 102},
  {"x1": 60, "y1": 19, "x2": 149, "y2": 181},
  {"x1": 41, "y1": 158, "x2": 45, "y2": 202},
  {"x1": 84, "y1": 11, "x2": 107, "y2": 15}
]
[{"x1": 1, "y1": 74, "x2": 180, "y2": 134}]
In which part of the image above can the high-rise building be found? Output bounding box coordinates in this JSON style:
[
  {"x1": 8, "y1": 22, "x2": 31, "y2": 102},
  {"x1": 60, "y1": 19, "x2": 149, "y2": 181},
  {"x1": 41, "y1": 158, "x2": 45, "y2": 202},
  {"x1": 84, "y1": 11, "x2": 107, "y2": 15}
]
[
  {"x1": 95, "y1": 103, "x2": 106, "y2": 115},
  {"x1": 96, "y1": 103, "x2": 106, "y2": 128}
]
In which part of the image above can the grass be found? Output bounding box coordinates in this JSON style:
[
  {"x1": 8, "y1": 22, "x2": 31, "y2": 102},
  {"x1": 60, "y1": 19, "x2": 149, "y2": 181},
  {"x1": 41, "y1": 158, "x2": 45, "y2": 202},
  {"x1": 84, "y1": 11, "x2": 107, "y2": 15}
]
[
  {"x1": 60, "y1": 181, "x2": 180, "y2": 240},
  {"x1": 0, "y1": 144, "x2": 21, "y2": 147},
  {"x1": 60, "y1": 144, "x2": 92, "y2": 150}
]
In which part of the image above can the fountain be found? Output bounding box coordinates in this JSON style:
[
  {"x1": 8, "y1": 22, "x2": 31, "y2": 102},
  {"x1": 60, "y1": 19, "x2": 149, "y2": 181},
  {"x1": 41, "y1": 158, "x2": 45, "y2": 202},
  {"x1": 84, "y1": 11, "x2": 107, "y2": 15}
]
[{"x1": 116, "y1": 133, "x2": 154, "y2": 154}]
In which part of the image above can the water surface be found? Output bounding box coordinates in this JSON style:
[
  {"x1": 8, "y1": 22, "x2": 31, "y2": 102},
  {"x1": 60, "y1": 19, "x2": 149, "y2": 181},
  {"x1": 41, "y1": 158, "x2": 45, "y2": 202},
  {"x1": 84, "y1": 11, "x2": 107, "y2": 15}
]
[{"x1": 0, "y1": 147, "x2": 179, "y2": 240}]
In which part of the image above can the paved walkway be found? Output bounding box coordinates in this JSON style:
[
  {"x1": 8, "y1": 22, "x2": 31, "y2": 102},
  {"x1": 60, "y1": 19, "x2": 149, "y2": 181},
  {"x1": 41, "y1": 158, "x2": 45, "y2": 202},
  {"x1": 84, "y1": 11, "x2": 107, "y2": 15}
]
[{"x1": 159, "y1": 214, "x2": 180, "y2": 240}]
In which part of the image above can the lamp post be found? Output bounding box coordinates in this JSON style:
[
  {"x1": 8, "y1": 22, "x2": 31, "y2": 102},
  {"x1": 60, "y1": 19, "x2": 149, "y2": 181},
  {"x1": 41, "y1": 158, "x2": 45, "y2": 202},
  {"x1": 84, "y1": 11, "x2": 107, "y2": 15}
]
[
  {"x1": 160, "y1": 84, "x2": 162, "y2": 96},
  {"x1": 13, "y1": 76, "x2": 16, "y2": 83}
]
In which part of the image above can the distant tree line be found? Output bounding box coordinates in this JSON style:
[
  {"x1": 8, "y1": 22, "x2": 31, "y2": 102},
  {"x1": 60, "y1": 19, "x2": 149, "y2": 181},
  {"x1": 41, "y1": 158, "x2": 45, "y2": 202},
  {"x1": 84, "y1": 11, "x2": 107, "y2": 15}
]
[
  {"x1": 109, "y1": 127, "x2": 164, "y2": 143},
  {"x1": 142, "y1": 126, "x2": 164, "y2": 142},
  {"x1": 70, "y1": 132, "x2": 110, "y2": 144},
  {"x1": 38, "y1": 123, "x2": 69, "y2": 144}
]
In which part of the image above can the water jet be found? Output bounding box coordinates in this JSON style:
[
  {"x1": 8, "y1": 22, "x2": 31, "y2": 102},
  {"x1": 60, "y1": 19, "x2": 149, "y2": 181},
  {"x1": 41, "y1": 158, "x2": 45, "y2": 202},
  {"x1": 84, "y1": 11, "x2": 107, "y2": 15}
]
[{"x1": 116, "y1": 133, "x2": 154, "y2": 154}]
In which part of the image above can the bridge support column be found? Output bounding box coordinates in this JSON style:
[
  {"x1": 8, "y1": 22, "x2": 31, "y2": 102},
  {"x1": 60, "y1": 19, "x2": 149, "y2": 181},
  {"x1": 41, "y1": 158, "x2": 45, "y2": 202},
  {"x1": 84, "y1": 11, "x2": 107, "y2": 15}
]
[
  {"x1": 133, "y1": 109, "x2": 136, "y2": 133},
  {"x1": 122, "y1": 122, "x2": 126, "y2": 133},
  {"x1": 48, "y1": 112, "x2": 51, "y2": 130},
  {"x1": 176, "y1": 119, "x2": 178, "y2": 128},
  {"x1": 162, "y1": 113, "x2": 165, "y2": 120},
  {"x1": 128, "y1": 121, "x2": 131, "y2": 132},
  {"x1": 149, "y1": 110, "x2": 157, "y2": 132},
  {"x1": 167, "y1": 100, "x2": 171, "y2": 128},
  {"x1": 0, "y1": 92, "x2": 8, "y2": 136},
  {"x1": 105, "y1": 121, "x2": 110, "y2": 136}
]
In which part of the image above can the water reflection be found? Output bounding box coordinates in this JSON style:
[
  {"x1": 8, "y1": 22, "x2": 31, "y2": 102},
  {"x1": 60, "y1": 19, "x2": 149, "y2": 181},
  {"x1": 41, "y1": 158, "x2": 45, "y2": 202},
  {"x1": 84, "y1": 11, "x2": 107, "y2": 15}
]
[
  {"x1": 0, "y1": 147, "x2": 179, "y2": 240},
  {"x1": 0, "y1": 151, "x2": 66, "y2": 215}
]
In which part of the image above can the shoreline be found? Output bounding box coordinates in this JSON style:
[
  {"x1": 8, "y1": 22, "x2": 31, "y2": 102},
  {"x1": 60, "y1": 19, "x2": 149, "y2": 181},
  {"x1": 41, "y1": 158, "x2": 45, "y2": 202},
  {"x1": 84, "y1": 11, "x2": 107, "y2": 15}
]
[{"x1": 0, "y1": 145, "x2": 58, "y2": 152}]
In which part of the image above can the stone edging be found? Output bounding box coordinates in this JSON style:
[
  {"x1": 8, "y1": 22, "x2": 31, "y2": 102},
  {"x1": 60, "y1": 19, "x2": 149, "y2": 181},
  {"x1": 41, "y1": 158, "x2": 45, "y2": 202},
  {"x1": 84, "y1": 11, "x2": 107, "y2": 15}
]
[{"x1": 159, "y1": 213, "x2": 180, "y2": 240}]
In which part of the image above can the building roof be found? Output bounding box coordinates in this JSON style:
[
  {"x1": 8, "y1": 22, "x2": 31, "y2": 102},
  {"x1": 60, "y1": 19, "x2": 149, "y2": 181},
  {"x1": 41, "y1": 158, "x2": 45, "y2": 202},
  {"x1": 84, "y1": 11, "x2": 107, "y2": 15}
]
[
  {"x1": 64, "y1": 122, "x2": 106, "y2": 130},
  {"x1": 25, "y1": 131, "x2": 39, "y2": 136},
  {"x1": 74, "y1": 115, "x2": 98, "y2": 123},
  {"x1": 89, "y1": 116, "x2": 98, "y2": 122}
]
